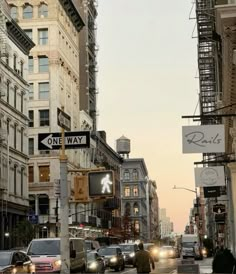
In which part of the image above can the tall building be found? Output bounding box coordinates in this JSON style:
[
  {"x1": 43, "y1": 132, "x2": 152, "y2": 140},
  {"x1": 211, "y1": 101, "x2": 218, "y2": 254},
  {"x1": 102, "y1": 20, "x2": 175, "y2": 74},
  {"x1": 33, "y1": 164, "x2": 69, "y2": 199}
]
[
  {"x1": 6, "y1": 0, "x2": 84, "y2": 238},
  {"x1": 0, "y1": 0, "x2": 34, "y2": 249},
  {"x1": 149, "y1": 180, "x2": 160, "y2": 241},
  {"x1": 73, "y1": 0, "x2": 98, "y2": 131},
  {"x1": 159, "y1": 208, "x2": 173, "y2": 239}
]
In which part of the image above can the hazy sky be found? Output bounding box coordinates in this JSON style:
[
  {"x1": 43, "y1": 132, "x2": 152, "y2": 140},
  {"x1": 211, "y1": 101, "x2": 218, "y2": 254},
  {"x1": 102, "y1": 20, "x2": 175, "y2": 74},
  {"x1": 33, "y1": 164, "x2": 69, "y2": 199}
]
[{"x1": 96, "y1": 0, "x2": 202, "y2": 233}]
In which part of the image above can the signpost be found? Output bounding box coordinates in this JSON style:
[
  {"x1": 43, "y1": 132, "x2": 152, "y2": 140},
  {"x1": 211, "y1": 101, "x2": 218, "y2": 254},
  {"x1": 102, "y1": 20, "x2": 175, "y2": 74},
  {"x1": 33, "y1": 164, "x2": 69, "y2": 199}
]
[{"x1": 38, "y1": 131, "x2": 90, "y2": 150}]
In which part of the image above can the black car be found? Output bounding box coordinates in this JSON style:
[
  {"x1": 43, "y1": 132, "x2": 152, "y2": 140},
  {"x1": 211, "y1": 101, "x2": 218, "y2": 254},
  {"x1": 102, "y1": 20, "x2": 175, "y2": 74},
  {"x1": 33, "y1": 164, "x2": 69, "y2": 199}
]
[
  {"x1": 119, "y1": 243, "x2": 138, "y2": 266},
  {"x1": 86, "y1": 251, "x2": 105, "y2": 273},
  {"x1": 97, "y1": 246, "x2": 125, "y2": 271},
  {"x1": 0, "y1": 250, "x2": 35, "y2": 274}
]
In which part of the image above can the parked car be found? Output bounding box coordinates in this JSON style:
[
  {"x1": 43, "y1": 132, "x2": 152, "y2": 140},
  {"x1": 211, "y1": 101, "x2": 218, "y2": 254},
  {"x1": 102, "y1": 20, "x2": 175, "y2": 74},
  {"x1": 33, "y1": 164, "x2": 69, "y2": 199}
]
[
  {"x1": 97, "y1": 245, "x2": 125, "y2": 271},
  {"x1": 27, "y1": 237, "x2": 87, "y2": 273},
  {"x1": 0, "y1": 250, "x2": 35, "y2": 274},
  {"x1": 119, "y1": 243, "x2": 138, "y2": 266},
  {"x1": 143, "y1": 243, "x2": 159, "y2": 261},
  {"x1": 158, "y1": 246, "x2": 176, "y2": 259},
  {"x1": 86, "y1": 251, "x2": 105, "y2": 273}
]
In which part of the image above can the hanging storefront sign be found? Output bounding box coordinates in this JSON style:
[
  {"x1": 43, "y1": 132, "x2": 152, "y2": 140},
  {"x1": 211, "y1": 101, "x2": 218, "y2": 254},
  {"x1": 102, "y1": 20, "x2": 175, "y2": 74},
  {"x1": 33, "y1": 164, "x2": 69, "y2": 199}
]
[
  {"x1": 194, "y1": 166, "x2": 225, "y2": 187},
  {"x1": 182, "y1": 125, "x2": 225, "y2": 153},
  {"x1": 203, "y1": 186, "x2": 221, "y2": 198}
]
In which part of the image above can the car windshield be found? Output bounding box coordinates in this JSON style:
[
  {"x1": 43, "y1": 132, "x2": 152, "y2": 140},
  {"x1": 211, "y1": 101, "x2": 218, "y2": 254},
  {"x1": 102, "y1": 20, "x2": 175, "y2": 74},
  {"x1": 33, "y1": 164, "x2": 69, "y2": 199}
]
[
  {"x1": 119, "y1": 245, "x2": 134, "y2": 252},
  {"x1": 87, "y1": 253, "x2": 97, "y2": 261},
  {"x1": 98, "y1": 248, "x2": 117, "y2": 256},
  {"x1": 27, "y1": 240, "x2": 60, "y2": 255},
  {"x1": 0, "y1": 252, "x2": 11, "y2": 266},
  {"x1": 182, "y1": 242, "x2": 194, "y2": 248}
]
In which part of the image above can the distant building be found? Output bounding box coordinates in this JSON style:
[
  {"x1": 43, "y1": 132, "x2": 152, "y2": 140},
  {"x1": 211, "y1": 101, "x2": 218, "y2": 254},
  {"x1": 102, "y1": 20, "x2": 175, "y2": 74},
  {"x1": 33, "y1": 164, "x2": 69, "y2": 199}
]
[{"x1": 159, "y1": 208, "x2": 173, "y2": 239}]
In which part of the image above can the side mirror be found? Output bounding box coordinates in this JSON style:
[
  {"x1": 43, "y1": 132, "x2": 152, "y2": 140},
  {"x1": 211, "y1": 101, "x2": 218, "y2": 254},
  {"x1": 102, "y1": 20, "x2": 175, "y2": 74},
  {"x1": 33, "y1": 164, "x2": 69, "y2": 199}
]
[
  {"x1": 70, "y1": 250, "x2": 76, "y2": 258},
  {"x1": 15, "y1": 261, "x2": 24, "y2": 267}
]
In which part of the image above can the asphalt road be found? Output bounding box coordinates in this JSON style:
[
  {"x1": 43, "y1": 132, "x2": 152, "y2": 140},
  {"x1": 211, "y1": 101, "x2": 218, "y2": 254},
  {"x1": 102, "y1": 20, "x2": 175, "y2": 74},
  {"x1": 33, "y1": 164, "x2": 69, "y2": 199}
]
[{"x1": 105, "y1": 258, "x2": 178, "y2": 274}]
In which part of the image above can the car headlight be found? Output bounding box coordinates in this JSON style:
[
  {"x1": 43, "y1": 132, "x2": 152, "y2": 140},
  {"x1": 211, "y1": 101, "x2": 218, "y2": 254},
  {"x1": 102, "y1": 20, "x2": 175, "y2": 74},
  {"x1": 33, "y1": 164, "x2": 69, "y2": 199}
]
[
  {"x1": 88, "y1": 262, "x2": 97, "y2": 269},
  {"x1": 12, "y1": 267, "x2": 17, "y2": 274},
  {"x1": 160, "y1": 251, "x2": 166, "y2": 257},
  {"x1": 170, "y1": 250, "x2": 174, "y2": 255},
  {"x1": 54, "y1": 259, "x2": 62, "y2": 267},
  {"x1": 30, "y1": 264, "x2": 36, "y2": 273},
  {"x1": 129, "y1": 252, "x2": 135, "y2": 257},
  {"x1": 152, "y1": 249, "x2": 158, "y2": 255},
  {"x1": 110, "y1": 257, "x2": 117, "y2": 263}
]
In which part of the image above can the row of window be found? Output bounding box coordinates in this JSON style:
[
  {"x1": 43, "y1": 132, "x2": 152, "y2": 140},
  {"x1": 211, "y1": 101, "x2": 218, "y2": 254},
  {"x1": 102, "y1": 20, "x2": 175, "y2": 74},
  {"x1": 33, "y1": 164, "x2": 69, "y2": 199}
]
[
  {"x1": 123, "y1": 169, "x2": 139, "y2": 181},
  {"x1": 124, "y1": 186, "x2": 139, "y2": 197},
  {"x1": 28, "y1": 109, "x2": 49, "y2": 129},
  {"x1": 28, "y1": 56, "x2": 49, "y2": 73},
  {"x1": 10, "y1": 3, "x2": 48, "y2": 20},
  {"x1": 124, "y1": 202, "x2": 139, "y2": 215},
  {"x1": 1, "y1": 51, "x2": 25, "y2": 78},
  {"x1": 29, "y1": 82, "x2": 49, "y2": 100},
  {"x1": 24, "y1": 28, "x2": 48, "y2": 45}
]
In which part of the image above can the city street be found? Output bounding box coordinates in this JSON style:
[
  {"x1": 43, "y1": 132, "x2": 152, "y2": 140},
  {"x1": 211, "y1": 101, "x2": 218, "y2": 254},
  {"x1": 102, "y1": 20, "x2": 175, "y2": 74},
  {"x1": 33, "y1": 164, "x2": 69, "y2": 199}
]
[{"x1": 104, "y1": 257, "x2": 213, "y2": 274}]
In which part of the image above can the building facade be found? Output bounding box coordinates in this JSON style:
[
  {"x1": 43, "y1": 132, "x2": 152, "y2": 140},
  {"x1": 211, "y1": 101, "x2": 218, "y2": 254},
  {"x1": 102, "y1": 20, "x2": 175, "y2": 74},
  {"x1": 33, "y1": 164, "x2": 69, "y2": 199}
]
[
  {"x1": 0, "y1": 0, "x2": 34, "y2": 249},
  {"x1": 6, "y1": 0, "x2": 84, "y2": 238}
]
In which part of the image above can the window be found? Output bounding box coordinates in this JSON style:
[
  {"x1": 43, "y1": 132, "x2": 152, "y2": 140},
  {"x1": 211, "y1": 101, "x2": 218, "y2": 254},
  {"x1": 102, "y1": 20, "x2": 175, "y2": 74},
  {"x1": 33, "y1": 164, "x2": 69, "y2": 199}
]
[
  {"x1": 6, "y1": 81, "x2": 10, "y2": 103},
  {"x1": 134, "y1": 220, "x2": 140, "y2": 233},
  {"x1": 6, "y1": 119, "x2": 10, "y2": 134},
  {"x1": 39, "y1": 109, "x2": 49, "y2": 126},
  {"x1": 38, "y1": 3, "x2": 48, "y2": 18},
  {"x1": 23, "y1": 4, "x2": 33, "y2": 19},
  {"x1": 20, "y1": 91, "x2": 24, "y2": 112},
  {"x1": 132, "y1": 169, "x2": 139, "y2": 180},
  {"x1": 38, "y1": 194, "x2": 49, "y2": 215},
  {"x1": 124, "y1": 170, "x2": 130, "y2": 180},
  {"x1": 20, "y1": 61, "x2": 23, "y2": 77},
  {"x1": 24, "y1": 29, "x2": 32, "y2": 39},
  {"x1": 38, "y1": 29, "x2": 48, "y2": 45},
  {"x1": 38, "y1": 56, "x2": 49, "y2": 72},
  {"x1": 28, "y1": 138, "x2": 34, "y2": 155},
  {"x1": 14, "y1": 165, "x2": 17, "y2": 195},
  {"x1": 39, "y1": 165, "x2": 50, "y2": 182},
  {"x1": 28, "y1": 166, "x2": 34, "y2": 183},
  {"x1": 13, "y1": 54, "x2": 17, "y2": 71},
  {"x1": 5, "y1": 53, "x2": 9, "y2": 66},
  {"x1": 133, "y1": 203, "x2": 139, "y2": 215},
  {"x1": 29, "y1": 83, "x2": 34, "y2": 100},
  {"x1": 133, "y1": 186, "x2": 139, "y2": 196},
  {"x1": 39, "y1": 82, "x2": 49, "y2": 99},
  {"x1": 28, "y1": 56, "x2": 33, "y2": 73},
  {"x1": 124, "y1": 186, "x2": 130, "y2": 197},
  {"x1": 14, "y1": 86, "x2": 17, "y2": 108},
  {"x1": 124, "y1": 203, "x2": 131, "y2": 216},
  {"x1": 28, "y1": 110, "x2": 34, "y2": 127},
  {"x1": 14, "y1": 124, "x2": 17, "y2": 149},
  {"x1": 21, "y1": 168, "x2": 24, "y2": 196},
  {"x1": 10, "y1": 5, "x2": 17, "y2": 19},
  {"x1": 21, "y1": 128, "x2": 24, "y2": 152}
]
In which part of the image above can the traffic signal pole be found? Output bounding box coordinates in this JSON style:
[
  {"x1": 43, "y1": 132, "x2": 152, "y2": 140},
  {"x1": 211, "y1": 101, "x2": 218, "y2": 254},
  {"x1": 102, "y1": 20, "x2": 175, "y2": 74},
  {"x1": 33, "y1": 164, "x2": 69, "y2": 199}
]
[{"x1": 60, "y1": 108, "x2": 70, "y2": 274}]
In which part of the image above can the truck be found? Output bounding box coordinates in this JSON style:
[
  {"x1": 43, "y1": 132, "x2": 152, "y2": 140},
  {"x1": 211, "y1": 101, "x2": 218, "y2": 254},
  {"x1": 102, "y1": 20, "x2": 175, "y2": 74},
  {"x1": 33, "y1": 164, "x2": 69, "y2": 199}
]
[{"x1": 181, "y1": 234, "x2": 203, "y2": 260}]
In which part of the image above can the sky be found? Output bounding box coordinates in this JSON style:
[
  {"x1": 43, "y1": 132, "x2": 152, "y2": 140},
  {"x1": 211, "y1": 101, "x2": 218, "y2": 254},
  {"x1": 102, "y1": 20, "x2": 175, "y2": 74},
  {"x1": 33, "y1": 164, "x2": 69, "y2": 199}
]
[{"x1": 96, "y1": 0, "x2": 202, "y2": 233}]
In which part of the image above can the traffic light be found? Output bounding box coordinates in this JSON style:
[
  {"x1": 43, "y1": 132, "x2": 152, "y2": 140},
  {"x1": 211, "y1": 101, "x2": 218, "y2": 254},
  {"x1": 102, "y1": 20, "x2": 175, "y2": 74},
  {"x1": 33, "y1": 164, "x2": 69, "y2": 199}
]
[
  {"x1": 74, "y1": 175, "x2": 89, "y2": 202},
  {"x1": 88, "y1": 170, "x2": 114, "y2": 197}
]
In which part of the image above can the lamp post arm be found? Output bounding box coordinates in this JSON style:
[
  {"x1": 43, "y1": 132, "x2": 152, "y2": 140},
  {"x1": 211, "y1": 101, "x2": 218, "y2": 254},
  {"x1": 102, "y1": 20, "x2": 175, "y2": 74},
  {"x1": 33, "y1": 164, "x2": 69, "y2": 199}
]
[{"x1": 173, "y1": 185, "x2": 197, "y2": 194}]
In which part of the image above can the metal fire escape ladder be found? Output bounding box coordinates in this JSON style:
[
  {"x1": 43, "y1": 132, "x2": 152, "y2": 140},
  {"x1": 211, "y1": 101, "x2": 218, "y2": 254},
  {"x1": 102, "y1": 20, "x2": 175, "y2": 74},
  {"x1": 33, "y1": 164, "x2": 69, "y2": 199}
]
[{"x1": 196, "y1": 0, "x2": 220, "y2": 124}]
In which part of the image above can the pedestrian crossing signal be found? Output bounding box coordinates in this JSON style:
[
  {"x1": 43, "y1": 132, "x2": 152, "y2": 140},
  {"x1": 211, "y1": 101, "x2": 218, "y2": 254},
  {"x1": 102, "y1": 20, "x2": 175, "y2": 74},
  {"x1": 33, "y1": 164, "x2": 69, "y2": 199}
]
[{"x1": 88, "y1": 170, "x2": 114, "y2": 198}]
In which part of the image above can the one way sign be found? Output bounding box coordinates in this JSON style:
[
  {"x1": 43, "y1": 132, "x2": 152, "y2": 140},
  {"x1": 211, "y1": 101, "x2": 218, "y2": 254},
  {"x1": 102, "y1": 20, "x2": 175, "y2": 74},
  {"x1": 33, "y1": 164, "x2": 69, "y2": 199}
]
[{"x1": 38, "y1": 131, "x2": 90, "y2": 150}]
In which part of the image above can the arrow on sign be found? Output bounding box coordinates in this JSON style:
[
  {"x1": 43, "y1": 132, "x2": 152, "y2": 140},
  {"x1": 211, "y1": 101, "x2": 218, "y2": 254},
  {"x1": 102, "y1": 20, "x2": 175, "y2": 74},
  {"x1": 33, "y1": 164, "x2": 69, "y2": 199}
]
[
  {"x1": 38, "y1": 131, "x2": 90, "y2": 150},
  {"x1": 41, "y1": 134, "x2": 87, "y2": 149}
]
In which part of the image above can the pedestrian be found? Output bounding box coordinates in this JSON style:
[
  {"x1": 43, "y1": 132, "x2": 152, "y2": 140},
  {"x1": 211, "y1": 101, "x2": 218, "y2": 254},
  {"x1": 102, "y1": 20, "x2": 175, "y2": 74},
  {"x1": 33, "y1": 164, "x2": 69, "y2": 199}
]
[
  {"x1": 134, "y1": 242, "x2": 155, "y2": 274},
  {"x1": 212, "y1": 247, "x2": 236, "y2": 273}
]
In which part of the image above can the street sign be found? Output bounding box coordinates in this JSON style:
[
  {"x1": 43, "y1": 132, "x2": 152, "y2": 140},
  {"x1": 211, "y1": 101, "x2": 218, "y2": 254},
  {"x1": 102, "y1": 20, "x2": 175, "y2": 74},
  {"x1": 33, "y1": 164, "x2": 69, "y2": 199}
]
[
  {"x1": 54, "y1": 179, "x2": 60, "y2": 197},
  {"x1": 38, "y1": 131, "x2": 90, "y2": 150},
  {"x1": 57, "y1": 107, "x2": 71, "y2": 131},
  {"x1": 28, "y1": 214, "x2": 38, "y2": 225},
  {"x1": 88, "y1": 170, "x2": 114, "y2": 197}
]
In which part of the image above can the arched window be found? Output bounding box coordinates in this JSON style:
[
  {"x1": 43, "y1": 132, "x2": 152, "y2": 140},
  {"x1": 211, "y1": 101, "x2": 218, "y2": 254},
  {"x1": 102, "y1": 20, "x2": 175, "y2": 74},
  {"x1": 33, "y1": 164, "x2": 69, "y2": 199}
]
[
  {"x1": 123, "y1": 169, "x2": 130, "y2": 180},
  {"x1": 23, "y1": 4, "x2": 33, "y2": 19},
  {"x1": 124, "y1": 203, "x2": 131, "y2": 216},
  {"x1": 132, "y1": 169, "x2": 139, "y2": 180},
  {"x1": 10, "y1": 5, "x2": 17, "y2": 20},
  {"x1": 133, "y1": 185, "x2": 139, "y2": 196},
  {"x1": 38, "y1": 3, "x2": 48, "y2": 18},
  {"x1": 133, "y1": 203, "x2": 139, "y2": 216},
  {"x1": 124, "y1": 186, "x2": 130, "y2": 197}
]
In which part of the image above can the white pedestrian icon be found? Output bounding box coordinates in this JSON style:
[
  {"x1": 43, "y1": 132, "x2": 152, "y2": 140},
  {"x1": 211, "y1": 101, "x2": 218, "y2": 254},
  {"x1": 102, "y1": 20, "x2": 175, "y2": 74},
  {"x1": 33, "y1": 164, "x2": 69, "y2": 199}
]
[{"x1": 101, "y1": 174, "x2": 113, "y2": 193}]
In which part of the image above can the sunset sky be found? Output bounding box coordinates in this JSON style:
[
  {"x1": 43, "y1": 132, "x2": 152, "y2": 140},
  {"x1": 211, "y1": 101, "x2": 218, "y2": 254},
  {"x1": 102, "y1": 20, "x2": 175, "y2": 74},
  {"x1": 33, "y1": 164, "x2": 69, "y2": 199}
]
[{"x1": 96, "y1": 0, "x2": 202, "y2": 233}]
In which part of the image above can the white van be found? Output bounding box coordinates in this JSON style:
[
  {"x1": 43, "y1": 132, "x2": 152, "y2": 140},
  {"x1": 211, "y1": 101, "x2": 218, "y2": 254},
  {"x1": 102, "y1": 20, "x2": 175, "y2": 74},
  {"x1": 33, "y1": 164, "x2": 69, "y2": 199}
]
[{"x1": 27, "y1": 237, "x2": 86, "y2": 273}]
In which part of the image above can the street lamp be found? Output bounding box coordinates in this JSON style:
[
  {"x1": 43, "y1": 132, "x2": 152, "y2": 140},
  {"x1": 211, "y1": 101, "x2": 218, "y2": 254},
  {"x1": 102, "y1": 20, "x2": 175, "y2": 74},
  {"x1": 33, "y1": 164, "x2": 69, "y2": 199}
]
[{"x1": 172, "y1": 185, "x2": 202, "y2": 247}]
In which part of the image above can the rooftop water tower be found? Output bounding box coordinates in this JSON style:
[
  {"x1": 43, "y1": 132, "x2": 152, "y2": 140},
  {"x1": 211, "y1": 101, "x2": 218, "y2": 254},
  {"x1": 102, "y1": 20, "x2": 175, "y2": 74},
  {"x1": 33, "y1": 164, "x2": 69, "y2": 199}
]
[{"x1": 116, "y1": 135, "x2": 130, "y2": 158}]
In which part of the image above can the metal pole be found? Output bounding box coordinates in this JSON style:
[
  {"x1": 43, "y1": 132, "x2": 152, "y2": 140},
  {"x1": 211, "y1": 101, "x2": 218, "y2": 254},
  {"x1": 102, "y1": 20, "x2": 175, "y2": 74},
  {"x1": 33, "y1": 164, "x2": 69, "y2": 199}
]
[{"x1": 60, "y1": 106, "x2": 70, "y2": 274}]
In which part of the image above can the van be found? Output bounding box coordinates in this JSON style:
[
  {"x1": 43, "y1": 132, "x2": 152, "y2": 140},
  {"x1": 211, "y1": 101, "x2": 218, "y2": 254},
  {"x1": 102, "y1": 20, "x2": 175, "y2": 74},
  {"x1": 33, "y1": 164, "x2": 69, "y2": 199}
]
[
  {"x1": 27, "y1": 237, "x2": 87, "y2": 273},
  {"x1": 181, "y1": 234, "x2": 203, "y2": 260}
]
